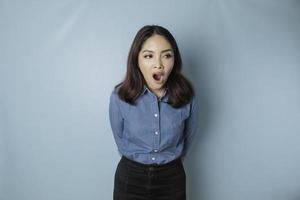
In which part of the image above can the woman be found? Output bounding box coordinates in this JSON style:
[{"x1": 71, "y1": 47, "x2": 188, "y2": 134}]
[{"x1": 109, "y1": 25, "x2": 199, "y2": 200}]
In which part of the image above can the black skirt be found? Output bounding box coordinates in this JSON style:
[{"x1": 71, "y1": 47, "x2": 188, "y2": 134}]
[{"x1": 113, "y1": 156, "x2": 186, "y2": 200}]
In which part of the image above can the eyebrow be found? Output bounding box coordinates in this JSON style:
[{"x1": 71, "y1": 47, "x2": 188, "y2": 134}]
[{"x1": 142, "y1": 49, "x2": 172, "y2": 53}]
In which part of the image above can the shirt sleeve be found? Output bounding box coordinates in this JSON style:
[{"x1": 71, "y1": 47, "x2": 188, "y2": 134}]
[
  {"x1": 181, "y1": 95, "x2": 200, "y2": 160},
  {"x1": 109, "y1": 90, "x2": 124, "y2": 156}
]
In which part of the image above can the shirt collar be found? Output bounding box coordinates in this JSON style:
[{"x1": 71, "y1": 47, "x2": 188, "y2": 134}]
[{"x1": 142, "y1": 85, "x2": 169, "y2": 102}]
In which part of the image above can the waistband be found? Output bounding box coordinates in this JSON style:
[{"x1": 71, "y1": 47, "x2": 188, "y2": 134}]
[{"x1": 121, "y1": 155, "x2": 182, "y2": 169}]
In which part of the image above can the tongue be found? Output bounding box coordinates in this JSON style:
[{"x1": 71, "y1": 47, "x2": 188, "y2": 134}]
[{"x1": 154, "y1": 74, "x2": 161, "y2": 81}]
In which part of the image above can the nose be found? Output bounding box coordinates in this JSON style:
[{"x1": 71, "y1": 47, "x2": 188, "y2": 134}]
[{"x1": 155, "y1": 57, "x2": 163, "y2": 69}]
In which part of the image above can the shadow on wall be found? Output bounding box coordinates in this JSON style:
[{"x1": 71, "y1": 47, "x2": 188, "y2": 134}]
[{"x1": 181, "y1": 33, "x2": 214, "y2": 200}]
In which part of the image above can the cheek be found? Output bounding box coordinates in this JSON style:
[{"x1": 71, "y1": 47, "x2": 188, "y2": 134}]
[
  {"x1": 138, "y1": 66, "x2": 151, "y2": 79},
  {"x1": 139, "y1": 68, "x2": 147, "y2": 79},
  {"x1": 138, "y1": 61, "x2": 147, "y2": 73},
  {"x1": 163, "y1": 59, "x2": 174, "y2": 67},
  {"x1": 138, "y1": 58, "x2": 151, "y2": 69},
  {"x1": 138, "y1": 60, "x2": 152, "y2": 74},
  {"x1": 166, "y1": 64, "x2": 174, "y2": 74}
]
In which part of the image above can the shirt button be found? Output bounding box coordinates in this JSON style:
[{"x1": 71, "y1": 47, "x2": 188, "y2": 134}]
[
  {"x1": 154, "y1": 114, "x2": 158, "y2": 117},
  {"x1": 152, "y1": 157, "x2": 155, "y2": 160},
  {"x1": 155, "y1": 131, "x2": 158, "y2": 135},
  {"x1": 154, "y1": 149, "x2": 158, "y2": 152}
]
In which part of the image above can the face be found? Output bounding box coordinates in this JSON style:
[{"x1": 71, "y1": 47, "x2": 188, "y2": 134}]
[{"x1": 138, "y1": 34, "x2": 174, "y2": 97}]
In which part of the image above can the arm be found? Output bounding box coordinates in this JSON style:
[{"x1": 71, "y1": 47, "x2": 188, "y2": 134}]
[
  {"x1": 109, "y1": 90, "x2": 124, "y2": 156},
  {"x1": 181, "y1": 95, "x2": 200, "y2": 161}
]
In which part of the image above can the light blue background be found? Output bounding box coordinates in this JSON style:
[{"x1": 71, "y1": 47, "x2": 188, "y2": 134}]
[{"x1": 1, "y1": 0, "x2": 300, "y2": 199}]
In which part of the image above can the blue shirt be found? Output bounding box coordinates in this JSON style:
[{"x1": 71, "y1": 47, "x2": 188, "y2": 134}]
[{"x1": 109, "y1": 84, "x2": 199, "y2": 165}]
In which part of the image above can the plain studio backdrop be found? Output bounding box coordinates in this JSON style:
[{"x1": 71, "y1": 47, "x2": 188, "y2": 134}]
[{"x1": 1, "y1": 0, "x2": 300, "y2": 200}]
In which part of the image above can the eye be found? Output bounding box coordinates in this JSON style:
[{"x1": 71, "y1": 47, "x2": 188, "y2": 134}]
[
  {"x1": 164, "y1": 53, "x2": 172, "y2": 59},
  {"x1": 144, "y1": 54, "x2": 153, "y2": 59}
]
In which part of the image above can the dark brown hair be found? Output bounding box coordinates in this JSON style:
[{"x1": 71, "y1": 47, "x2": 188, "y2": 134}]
[{"x1": 114, "y1": 25, "x2": 195, "y2": 108}]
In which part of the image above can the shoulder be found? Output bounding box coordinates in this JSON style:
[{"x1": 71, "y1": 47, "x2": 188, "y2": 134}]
[
  {"x1": 187, "y1": 94, "x2": 198, "y2": 115},
  {"x1": 110, "y1": 85, "x2": 121, "y2": 103},
  {"x1": 191, "y1": 94, "x2": 197, "y2": 106},
  {"x1": 110, "y1": 85, "x2": 128, "y2": 108}
]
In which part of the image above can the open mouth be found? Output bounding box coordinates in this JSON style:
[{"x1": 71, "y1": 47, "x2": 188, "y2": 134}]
[{"x1": 152, "y1": 72, "x2": 164, "y2": 82}]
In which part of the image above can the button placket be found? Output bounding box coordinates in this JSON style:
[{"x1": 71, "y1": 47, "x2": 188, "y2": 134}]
[{"x1": 152, "y1": 99, "x2": 160, "y2": 163}]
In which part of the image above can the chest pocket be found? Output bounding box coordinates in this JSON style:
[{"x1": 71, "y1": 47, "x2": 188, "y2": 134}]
[
  {"x1": 161, "y1": 108, "x2": 184, "y2": 146},
  {"x1": 123, "y1": 108, "x2": 153, "y2": 146}
]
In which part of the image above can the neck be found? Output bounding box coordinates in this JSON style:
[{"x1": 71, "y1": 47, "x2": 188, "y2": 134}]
[{"x1": 155, "y1": 87, "x2": 166, "y2": 98}]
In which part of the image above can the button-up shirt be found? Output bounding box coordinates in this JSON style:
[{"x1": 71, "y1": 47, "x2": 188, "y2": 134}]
[{"x1": 109, "y1": 84, "x2": 199, "y2": 164}]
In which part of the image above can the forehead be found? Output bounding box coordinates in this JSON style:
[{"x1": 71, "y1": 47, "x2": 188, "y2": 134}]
[{"x1": 141, "y1": 34, "x2": 172, "y2": 51}]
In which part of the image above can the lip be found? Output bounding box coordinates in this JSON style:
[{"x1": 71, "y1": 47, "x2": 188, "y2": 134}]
[{"x1": 152, "y1": 71, "x2": 164, "y2": 77}]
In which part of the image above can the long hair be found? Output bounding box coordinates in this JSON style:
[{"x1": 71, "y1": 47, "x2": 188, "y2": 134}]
[{"x1": 114, "y1": 25, "x2": 195, "y2": 108}]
